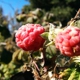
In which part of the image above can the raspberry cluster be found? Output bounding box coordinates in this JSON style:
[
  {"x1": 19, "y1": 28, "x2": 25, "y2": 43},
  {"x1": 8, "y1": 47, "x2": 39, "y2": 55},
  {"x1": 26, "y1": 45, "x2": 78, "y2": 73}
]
[
  {"x1": 15, "y1": 24, "x2": 45, "y2": 51},
  {"x1": 55, "y1": 26, "x2": 80, "y2": 57}
]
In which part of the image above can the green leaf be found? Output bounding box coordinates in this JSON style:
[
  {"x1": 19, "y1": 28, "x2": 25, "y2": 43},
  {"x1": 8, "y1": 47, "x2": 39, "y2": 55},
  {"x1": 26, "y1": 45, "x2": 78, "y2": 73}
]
[
  {"x1": 46, "y1": 45, "x2": 57, "y2": 58},
  {"x1": 68, "y1": 69, "x2": 76, "y2": 80},
  {"x1": 33, "y1": 51, "x2": 40, "y2": 57},
  {"x1": 78, "y1": 75, "x2": 80, "y2": 80},
  {"x1": 46, "y1": 41, "x2": 54, "y2": 46},
  {"x1": 41, "y1": 32, "x2": 49, "y2": 39},
  {"x1": 18, "y1": 50, "x2": 24, "y2": 60},
  {"x1": 74, "y1": 20, "x2": 80, "y2": 28},
  {"x1": 72, "y1": 56, "x2": 80, "y2": 63}
]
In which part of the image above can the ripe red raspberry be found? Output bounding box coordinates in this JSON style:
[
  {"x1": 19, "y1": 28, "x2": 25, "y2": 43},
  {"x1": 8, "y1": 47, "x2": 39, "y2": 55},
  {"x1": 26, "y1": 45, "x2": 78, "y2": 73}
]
[
  {"x1": 55, "y1": 26, "x2": 80, "y2": 57},
  {"x1": 15, "y1": 24, "x2": 45, "y2": 51}
]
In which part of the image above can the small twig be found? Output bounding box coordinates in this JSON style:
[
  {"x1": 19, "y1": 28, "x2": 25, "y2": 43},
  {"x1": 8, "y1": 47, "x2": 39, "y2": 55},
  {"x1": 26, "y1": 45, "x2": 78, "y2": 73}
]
[
  {"x1": 74, "y1": 8, "x2": 80, "y2": 19},
  {"x1": 33, "y1": 60, "x2": 40, "y2": 71},
  {"x1": 30, "y1": 52, "x2": 40, "y2": 71},
  {"x1": 0, "y1": 0, "x2": 15, "y2": 12},
  {"x1": 70, "y1": 9, "x2": 80, "y2": 21},
  {"x1": 67, "y1": 9, "x2": 80, "y2": 25},
  {"x1": 0, "y1": 42, "x2": 6, "y2": 46}
]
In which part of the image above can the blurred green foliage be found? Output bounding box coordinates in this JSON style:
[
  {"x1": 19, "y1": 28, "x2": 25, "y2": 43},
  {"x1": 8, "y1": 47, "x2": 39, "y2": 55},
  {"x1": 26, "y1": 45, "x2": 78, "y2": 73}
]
[{"x1": 24, "y1": 0, "x2": 80, "y2": 26}]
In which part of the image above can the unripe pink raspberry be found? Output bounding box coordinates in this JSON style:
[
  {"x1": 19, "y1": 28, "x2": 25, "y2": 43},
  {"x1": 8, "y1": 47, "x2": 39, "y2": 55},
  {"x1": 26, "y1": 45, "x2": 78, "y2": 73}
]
[
  {"x1": 15, "y1": 24, "x2": 45, "y2": 51},
  {"x1": 55, "y1": 26, "x2": 80, "y2": 57}
]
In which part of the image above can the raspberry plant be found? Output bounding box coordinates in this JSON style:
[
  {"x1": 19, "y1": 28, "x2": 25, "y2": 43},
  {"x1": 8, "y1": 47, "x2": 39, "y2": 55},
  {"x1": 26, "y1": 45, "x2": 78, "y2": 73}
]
[
  {"x1": 1, "y1": 8, "x2": 80, "y2": 80},
  {"x1": 12, "y1": 9, "x2": 80, "y2": 80}
]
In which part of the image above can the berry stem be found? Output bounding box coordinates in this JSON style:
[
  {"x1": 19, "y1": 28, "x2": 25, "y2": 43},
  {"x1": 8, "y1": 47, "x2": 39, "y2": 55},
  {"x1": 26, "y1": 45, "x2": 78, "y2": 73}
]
[{"x1": 30, "y1": 51, "x2": 40, "y2": 71}]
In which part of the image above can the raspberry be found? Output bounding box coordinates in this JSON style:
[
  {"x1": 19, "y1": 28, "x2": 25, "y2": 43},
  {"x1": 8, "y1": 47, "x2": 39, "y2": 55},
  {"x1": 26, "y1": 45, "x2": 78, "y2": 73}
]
[
  {"x1": 55, "y1": 26, "x2": 80, "y2": 57},
  {"x1": 15, "y1": 24, "x2": 45, "y2": 51}
]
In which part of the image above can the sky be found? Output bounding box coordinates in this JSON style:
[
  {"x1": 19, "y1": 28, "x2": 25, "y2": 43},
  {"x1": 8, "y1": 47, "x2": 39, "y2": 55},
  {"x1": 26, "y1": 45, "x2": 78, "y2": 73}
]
[{"x1": 0, "y1": 0, "x2": 30, "y2": 17}]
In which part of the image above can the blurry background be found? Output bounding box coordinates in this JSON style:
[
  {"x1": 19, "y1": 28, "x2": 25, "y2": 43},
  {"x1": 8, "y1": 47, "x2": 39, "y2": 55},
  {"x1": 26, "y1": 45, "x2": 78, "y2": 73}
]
[
  {"x1": 0, "y1": 0, "x2": 29, "y2": 17},
  {"x1": 0, "y1": 0, "x2": 80, "y2": 80}
]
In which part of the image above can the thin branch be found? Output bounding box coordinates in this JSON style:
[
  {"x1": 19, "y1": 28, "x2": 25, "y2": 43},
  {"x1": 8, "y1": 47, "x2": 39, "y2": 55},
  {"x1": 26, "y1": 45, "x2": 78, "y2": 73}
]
[
  {"x1": 0, "y1": 42, "x2": 6, "y2": 46},
  {"x1": 0, "y1": 0, "x2": 15, "y2": 12},
  {"x1": 74, "y1": 8, "x2": 80, "y2": 18}
]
